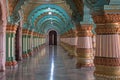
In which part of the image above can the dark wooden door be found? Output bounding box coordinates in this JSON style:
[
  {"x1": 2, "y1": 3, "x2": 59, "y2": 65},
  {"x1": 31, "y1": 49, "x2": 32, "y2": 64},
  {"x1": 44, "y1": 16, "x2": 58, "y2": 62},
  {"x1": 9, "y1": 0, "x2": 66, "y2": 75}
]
[{"x1": 49, "y1": 30, "x2": 57, "y2": 45}]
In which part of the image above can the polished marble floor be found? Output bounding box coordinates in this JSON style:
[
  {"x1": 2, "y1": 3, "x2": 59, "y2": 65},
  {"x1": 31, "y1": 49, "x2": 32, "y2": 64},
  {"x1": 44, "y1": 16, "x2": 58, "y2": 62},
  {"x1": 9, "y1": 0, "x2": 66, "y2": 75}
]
[{"x1": 0, "y1": 46, "x2": 95, "y2": 80}]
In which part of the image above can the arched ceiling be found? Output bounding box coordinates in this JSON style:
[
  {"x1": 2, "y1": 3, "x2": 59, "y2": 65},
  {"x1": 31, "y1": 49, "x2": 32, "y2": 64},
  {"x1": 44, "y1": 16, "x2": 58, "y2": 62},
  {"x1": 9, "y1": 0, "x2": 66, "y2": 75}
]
[
  {"x1": 7, "y1": 0, "x2": 84, "y2": 34},
  {"x1": 24, "y1": 4, "x2": 73, "y2": 34},
  {"x1": 6, "y1": 0, "x2": 120, "y2": 35}
]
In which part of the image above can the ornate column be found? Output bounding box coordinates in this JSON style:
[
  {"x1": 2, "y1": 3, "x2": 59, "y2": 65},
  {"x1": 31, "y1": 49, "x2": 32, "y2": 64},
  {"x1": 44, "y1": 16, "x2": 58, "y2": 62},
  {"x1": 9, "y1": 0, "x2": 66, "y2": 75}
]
[
  {"x1": 93, "y1": 13, "x2": 120, "y2": 79},
  {"x1": 0, "y1": 0, "x2": 7, "y2": 71},
  {"x1": 84, "y1": 0, "x2": 120, "y2": 79},
  {"x1": 22, "y1": 29, "x2": 29, "y2": 58},
  {"x1": 92, "y1": 34, "x2": 96, "y2": 57},
  {"x1": 68, "y1": 29, "x2": 77, "y2": 58},
  {"x1": 28, "y1": 30, "x2": 32, "y2": 56},
  {"x1": 36, "y1": 33, "x2": 39, "y2": 50},
  {"x1": 6, "y1": 24, "x2": 17, "y2": 66},
  {"x1": 33, "y1": 32, "x2": 36, "y2": 51},
  {"x1": 39, "y1": 34, "x2": 41, "y2": 48},
  {"x1": 0, "y1": 22, "x2": 6, "y2": 71},
  {"x1": 76, "y1": 24, "x2": 94, "y2": 68},
  {"x1": 38, "y1": 34, "x2": 41, "y2": 48}
]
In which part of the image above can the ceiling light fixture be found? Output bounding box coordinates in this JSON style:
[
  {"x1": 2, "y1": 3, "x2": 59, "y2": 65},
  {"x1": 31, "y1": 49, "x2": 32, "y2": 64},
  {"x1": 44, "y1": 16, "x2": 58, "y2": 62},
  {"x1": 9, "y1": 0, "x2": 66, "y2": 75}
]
[{"x1": 48, "y1": 12, "x2": 52, "y2": 15}]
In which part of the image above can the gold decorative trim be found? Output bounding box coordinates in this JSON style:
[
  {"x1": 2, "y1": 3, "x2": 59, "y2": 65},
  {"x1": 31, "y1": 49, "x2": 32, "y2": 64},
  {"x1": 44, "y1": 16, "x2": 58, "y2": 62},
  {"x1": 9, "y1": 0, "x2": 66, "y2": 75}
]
[
  {"x1": 95, "y1": 65, "x2": 120, "y2": 76},
  {"x1": 6, "y1": 24, "x2": 17, "y2": 33}
]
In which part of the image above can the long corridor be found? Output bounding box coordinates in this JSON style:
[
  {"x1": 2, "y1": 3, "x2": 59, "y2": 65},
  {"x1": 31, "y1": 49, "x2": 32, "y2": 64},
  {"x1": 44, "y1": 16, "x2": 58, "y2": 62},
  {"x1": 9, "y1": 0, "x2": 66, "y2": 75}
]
[{"x1": 0, "y1": 46, "x2": 95, "y2": 80}]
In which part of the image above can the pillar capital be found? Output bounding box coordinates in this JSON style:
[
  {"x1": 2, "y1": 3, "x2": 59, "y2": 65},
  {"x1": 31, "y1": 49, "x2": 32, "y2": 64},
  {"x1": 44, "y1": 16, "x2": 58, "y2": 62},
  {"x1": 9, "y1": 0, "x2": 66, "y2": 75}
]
[
  {"x1": 6, "y1": 24, "x2": 17, "y2": 33},
  {"x1": 22, "y1": 28, "x2": 29, "y2": 35},
  {"x1": 92, "y1": 12, "x2": 120, "y2": 79},
  {"x1": 76, "y1": 24, "x2": 93, "y2": 37},
  {"x1": 69, "y1": 29, "x2": 77, "y2": 37},
  {"x1": 28, "y1": 30, "x2": 33, "y2": 35}
]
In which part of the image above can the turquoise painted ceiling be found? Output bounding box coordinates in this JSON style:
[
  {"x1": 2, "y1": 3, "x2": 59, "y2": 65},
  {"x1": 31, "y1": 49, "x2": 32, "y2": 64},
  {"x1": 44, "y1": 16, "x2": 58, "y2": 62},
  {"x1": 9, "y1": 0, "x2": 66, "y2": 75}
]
[
  {"x1": 26, "y1": 4, "x2": 73, "y2": 34},
  {"x1": 10, "y1": 0, "x2": 83, "y2": 34},
  {"x1": 9, "y1": 0, "x2": 120, "y2": 35}
]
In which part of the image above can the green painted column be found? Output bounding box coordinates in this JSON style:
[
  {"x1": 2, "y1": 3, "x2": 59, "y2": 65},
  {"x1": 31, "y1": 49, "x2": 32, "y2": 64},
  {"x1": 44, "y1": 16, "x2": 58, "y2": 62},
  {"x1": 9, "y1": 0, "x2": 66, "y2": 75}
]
[
  {"x1": 33, "y1": 32, "x2": 36, "y2": 51},
  {"x1": 28, "y1": 31, "x2": 33, "y2": 56},
  {"x1": 39, "y1": 35, "x2": 41, "y2": 47},
  {"x1": 38, "y1": 35, "x2": 41, "y2": 47},
  {"x1": 22, "y1": 29, "x2": 29, "y2": 58},
  {"x1": 6, "y1": 24, "x2": 17, "y2": 66}
]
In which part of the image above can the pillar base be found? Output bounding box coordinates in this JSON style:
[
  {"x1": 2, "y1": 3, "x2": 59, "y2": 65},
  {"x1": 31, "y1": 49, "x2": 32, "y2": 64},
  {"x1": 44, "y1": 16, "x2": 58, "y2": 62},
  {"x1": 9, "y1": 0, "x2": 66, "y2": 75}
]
[
  {"x1": 28, "y1": 51, "x2": 33, "y2": 56},
  {"x1": 68, "y1": 53, "x2": 75, "y2": 59},
  {"x1": 0, "y1": 69, "x2": 5, "y2": 72},
  {"x1": 68, "y1": 46, "x2": 76, "y2": 58},
  {"x1": 17, "y1": 57, "x2": 22, "y2": 61},
  {"x1": 5, "y1": 60, "x2": 17, "y2": 66},
  {"x1": 94, "y1": 65, "x2": 120, "y2": 80},
  {"x1": 0, "y1": 66, "x2": 5, "y2": 72},
  {"x1": 95, "y1": 73, "x2": 120, "y2": 80},
  {"x1": 76, "y1": 55, "x2": 94, "y2": 68},
  {"x1": 76, "y1": 62, "x2": 94, "y2": 68},
  {"x1": 22, "y1": 53, "x2": 29, "y2": 58}
]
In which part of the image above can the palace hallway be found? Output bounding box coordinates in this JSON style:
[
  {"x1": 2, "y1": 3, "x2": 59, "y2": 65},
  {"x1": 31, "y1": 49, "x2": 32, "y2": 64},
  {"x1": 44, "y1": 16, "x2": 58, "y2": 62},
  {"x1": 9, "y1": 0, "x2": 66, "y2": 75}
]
[{"x1": 0, "y1": 0, "x2": 120, "y2": 80}]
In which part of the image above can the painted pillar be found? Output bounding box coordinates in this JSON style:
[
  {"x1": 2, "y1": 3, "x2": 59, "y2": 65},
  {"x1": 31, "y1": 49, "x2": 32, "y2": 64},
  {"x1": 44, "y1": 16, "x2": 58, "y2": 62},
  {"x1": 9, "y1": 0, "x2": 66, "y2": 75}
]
[
  {"x1": 35, "y1": 33, "x2": 37, "y2": 49},
  {"x1": 27, "y1": 30, "x2": 32, "y2": 56},
  {"x1": 6, "y1": 24, "x2": 17, "y2": 66},
  {"x1": 68, "y1": 29, "x2": 77, "y2": 57},
  {"x1": 37, "y1": 33, "x2": 39, "y2": 50},
  {"x1": 60, "y1": 32, "x2": 68, "y2": 50},
  {"x1": 22, "y1": 29, "x2": 29, "y2": 58},
  {"x1": 76, "y1": 24, "x2": 94, "y2": 68},
  {"x1": 26, "y1": 30, "x2": 29, "y2": 55},
  {"x1": 42, "y1": 35, "x2": 45, "y2": 45},
  {"x1": 92, "y1": 13, "x2": 120, "y2": 79},
  {"x1": 0, "y1": 24, "x2": 6, "y2": 71},
  {"x1": 39, "y1": 34, "x2": 41, "y2": 47},
  {"x1": 0, "y1": 0, "x2": 7, "y2": 71},
  {"x1": 33, "y1": 32, "x2": 36, "y2": 51},
  {"x1": 92, "y1": 34, "x2": 96, "y2": 57}
]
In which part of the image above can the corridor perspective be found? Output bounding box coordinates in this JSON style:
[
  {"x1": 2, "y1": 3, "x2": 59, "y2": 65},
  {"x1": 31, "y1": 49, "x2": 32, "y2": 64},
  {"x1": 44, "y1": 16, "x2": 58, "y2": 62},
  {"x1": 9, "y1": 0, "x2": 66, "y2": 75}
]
[{"x1": 0, "y1": 0, "x2": 120, "y2": 80}]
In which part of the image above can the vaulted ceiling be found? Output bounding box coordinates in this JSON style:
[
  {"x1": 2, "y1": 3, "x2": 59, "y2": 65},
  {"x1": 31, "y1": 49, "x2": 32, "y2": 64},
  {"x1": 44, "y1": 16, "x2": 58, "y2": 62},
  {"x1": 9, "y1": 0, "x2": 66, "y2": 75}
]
[{"x1": 7, "y1": 0, "x2": 84, "y2": 34}]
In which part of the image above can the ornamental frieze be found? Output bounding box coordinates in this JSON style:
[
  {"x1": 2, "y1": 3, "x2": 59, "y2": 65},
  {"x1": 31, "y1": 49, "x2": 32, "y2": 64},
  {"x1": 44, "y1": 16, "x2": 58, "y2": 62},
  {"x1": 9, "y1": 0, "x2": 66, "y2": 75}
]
[
  {"x1": 92, "y1": 14, "x2": 120, "y2": 24},
  {"x1": 95, "y1": 24, "x2": 120, "y2": 34},
  {"x1": 94, "y1": 57, "x2": 120, "y2": 66}
]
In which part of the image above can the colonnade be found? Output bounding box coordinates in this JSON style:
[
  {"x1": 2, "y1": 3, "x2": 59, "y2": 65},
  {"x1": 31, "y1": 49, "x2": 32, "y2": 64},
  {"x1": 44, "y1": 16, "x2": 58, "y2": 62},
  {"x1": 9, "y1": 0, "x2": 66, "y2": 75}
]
[
  {"x1": 60, "y1": 10, "x2": 120, "y2": 80},
  {"x1": 60, "y1": 24, "x2": 94, "y2": 68},
  {"x1": 5, "y1": 24, "x2": 46, "y2": 67},
  {"x1": 60, "y1": 29, "x2": 77, "y2": 58}
]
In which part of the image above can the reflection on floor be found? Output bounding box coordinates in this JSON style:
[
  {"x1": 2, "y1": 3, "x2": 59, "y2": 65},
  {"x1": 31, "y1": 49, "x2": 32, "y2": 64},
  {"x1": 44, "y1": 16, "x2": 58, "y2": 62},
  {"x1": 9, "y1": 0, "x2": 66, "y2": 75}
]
[{"x1": 0, "y1": 46, "x2": 95, "y2": 80}]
